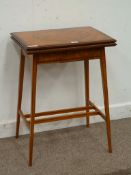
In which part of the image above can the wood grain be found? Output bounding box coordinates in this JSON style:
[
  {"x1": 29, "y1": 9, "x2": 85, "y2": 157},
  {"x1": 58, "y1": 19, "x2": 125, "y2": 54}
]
[{"x1": 11, "y1": 26, "x2": 116, "y2": 53}]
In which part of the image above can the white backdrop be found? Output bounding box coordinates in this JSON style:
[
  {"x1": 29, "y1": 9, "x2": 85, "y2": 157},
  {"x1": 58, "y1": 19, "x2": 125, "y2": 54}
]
[{"x1": 0, "y1": 0, "x2": 131, "y2": 138}]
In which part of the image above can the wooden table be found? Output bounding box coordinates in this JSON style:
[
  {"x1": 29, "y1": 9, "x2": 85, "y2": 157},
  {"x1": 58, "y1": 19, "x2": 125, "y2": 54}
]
[{"x1": 10, "y1": 26, "x2": 117, "y2": 166}]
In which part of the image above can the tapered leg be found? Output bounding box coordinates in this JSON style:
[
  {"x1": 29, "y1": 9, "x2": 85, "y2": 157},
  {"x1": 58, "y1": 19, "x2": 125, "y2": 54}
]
[
  {"x1": 84, "y1": 59, "x2": 90, "y2": 127},
  {"x1": 16, "y1": 51, "x2": 25, "y2": 138},
  {"x1": 100, "y1": 48, "x2": 112, "y2": 153},
  {"x1": 29, "y1": 56, "x2": 37, "y2": 166}
]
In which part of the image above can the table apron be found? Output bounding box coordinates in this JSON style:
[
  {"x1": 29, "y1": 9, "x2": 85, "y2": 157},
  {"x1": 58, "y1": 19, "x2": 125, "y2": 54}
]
[{"x1": 34, "y1": 48, "x2": 103, "y2": 64}]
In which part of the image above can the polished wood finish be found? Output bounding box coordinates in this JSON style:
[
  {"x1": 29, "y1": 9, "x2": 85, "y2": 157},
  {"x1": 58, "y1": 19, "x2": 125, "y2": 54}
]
[
  {"x1": 11, "y1": 26, "x2": 116, "y2": 53},
  {"x1": 11, "y1": 26, "x2": 116, "y2": 166},
  {"x1": 25, "y1": 106, "x2": 93, "y2": 118},
  {"x1": 84, "y1": 60, "x2": 90, "y2": 127},
  {"x1": 18, "y1": 104, "x2": 105, "y2": 125},
  {"x1": 29, "y1": 56, "x2": 37, "y2": 166},
  {"x1": 100, "y1": 48, "x2": 112, "y2": 153},
  {"x1": 16, "y1": 51, "x2": 25, "y2": 138},
  {"x1": 34, "y1": 111, "x2": 99, "y2": 124},
  {"x1": 36, "y1": 48, "x2": 103, "y2": 64}
]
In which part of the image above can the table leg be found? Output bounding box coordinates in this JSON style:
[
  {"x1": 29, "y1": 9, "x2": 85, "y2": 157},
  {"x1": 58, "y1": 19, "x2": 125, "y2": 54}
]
[
  {"x1": 29, "y1": 56, "x2": 37, "y2": 166},
  {"x1": 84, "y1": 59, "x2": 90, "y2": 127},
  {"x1": 100, "y1": 48, "x2": 112, "y2": 153},
  {"x1": 16, "y1": 51, "x2": 25, "y2": 138}
]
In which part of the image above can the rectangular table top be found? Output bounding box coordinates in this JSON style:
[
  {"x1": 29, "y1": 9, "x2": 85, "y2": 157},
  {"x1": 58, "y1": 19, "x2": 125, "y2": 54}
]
[{"x1": 10, "y1": 26, "x2": 116, "y2": 54}]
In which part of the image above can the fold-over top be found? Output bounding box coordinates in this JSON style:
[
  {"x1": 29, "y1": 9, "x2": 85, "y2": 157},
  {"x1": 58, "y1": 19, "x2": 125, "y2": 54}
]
[{"x1": 11, "y1": 26, "x2": 117, "y2": 54}]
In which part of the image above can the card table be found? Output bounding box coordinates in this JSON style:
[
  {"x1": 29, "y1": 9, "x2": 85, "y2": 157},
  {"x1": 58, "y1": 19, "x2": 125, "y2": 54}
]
[{"x1": 11, "y1": 26, "x2": 117, "y2": 166}]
